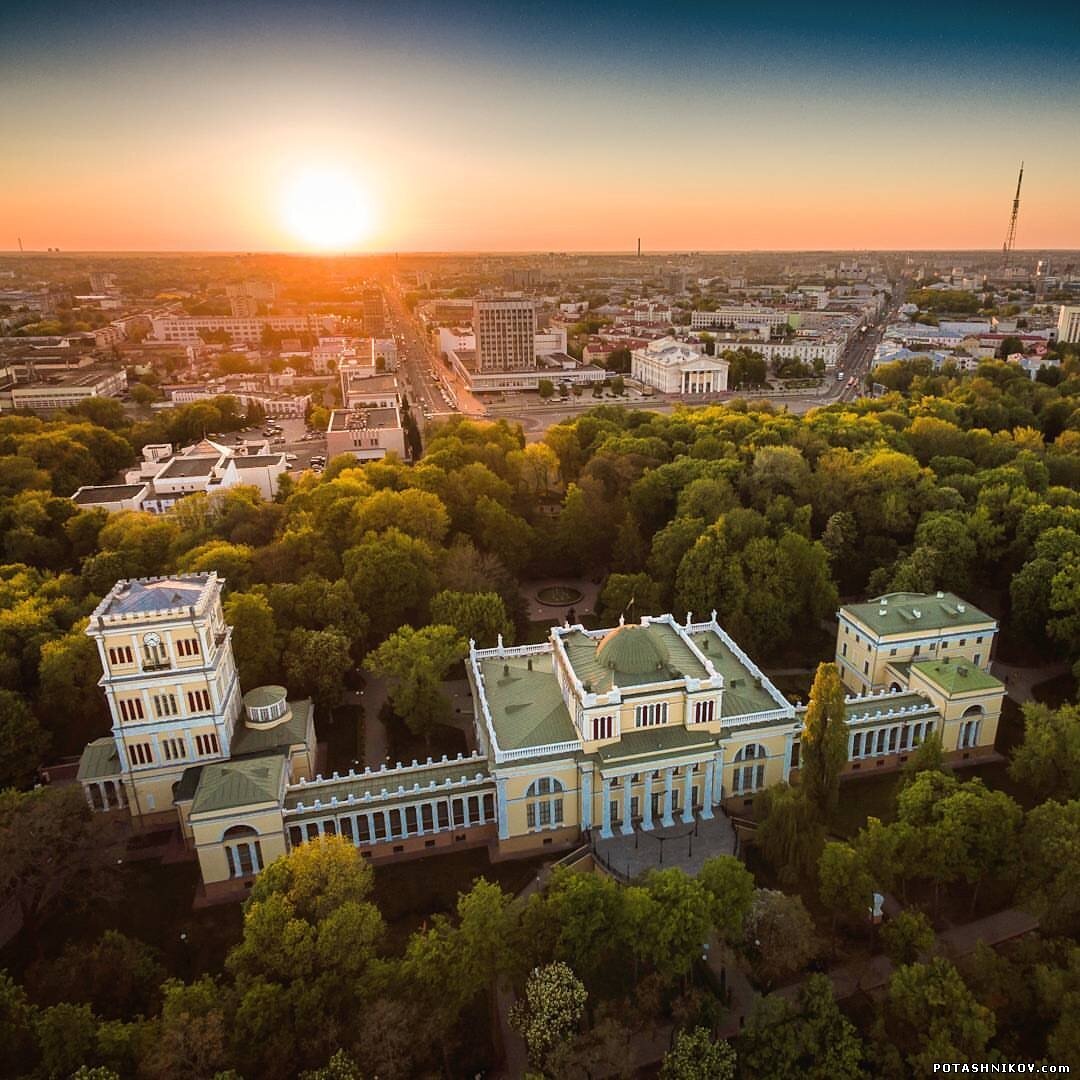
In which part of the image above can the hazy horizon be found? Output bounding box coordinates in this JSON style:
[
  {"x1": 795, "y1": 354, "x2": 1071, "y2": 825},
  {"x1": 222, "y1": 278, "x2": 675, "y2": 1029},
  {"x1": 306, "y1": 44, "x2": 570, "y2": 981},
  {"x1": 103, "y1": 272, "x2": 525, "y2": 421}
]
[{"x1": 3, "y1": 0, "x2": 1079, "y2": 252}]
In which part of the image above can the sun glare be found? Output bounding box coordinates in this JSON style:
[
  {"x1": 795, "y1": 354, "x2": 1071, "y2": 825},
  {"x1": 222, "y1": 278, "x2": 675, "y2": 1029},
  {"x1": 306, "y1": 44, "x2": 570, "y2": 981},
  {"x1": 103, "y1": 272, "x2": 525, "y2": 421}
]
[{"x1": 280, "y1": 166, "x2": 373, "y2": 250}]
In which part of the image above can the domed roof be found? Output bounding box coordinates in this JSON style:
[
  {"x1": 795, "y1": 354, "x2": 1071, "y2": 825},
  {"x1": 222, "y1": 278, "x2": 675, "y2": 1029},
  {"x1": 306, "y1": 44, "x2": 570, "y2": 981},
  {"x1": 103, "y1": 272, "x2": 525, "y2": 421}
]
[{"x1": 595, "y1": 624, "x2": 669, "y2": 675}]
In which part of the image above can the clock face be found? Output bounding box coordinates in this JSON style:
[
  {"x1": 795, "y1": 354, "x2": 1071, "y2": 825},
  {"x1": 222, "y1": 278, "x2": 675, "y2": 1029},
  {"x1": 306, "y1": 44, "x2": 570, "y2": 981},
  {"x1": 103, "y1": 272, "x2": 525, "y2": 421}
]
[{"x1": 143, "y1": 632, "x2": 162, "y2": 649}]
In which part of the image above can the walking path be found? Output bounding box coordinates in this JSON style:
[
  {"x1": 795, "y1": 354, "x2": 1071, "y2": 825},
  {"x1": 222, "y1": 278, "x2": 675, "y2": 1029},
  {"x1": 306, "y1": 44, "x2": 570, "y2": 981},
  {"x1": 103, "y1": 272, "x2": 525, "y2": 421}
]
[
  {"x1": 771, "y1": 907, "x2": 1039, "y2": 1005},
  {"x1": 352, "y1": 675, "x2": 390, "y2": 768},
  {"x1": 990, "y1": 660, "x2": 1070, "y2": 706}
]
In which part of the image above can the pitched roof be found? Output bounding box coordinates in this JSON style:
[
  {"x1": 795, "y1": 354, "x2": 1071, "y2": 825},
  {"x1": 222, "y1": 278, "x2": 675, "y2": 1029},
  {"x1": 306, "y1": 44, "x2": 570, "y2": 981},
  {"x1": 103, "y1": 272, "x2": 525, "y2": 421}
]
[
  {"x1": 190, "y1": 750, "x2": 286, "y2": 815},
  {"x1": 232, "y1": 698, "x2": 312, "y2": 756},
  {"x1": 77, "y1": 737, "x2": 121, "y2": 781},
  {"x1": 103, "y1": 576, "x2": 208, "y2": 615},
  {"x1": 842, "y1": 592, "x2": 995, "y2": 638},
  {"x1": 911, "y1": 660, "x2": 1003, "y2": 695},
  {"x1": 478, "y1": 651, "x2": 578, "y2": 751}
]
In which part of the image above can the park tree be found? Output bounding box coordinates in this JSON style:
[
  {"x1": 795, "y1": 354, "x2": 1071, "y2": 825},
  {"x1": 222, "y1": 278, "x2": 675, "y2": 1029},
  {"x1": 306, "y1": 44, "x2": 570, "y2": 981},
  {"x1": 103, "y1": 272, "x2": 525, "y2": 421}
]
[
  {"x1": 509, "y1": 961, "x2": 587, "y2": 1072},
  {"x1": 641, "y1": 869, "x2": 714, "y2": 982},
  {"x1": 884, "y1": 958, "x2": 994, "y2": 1071},
  {"x1": 429, "y1": 589, "x2": 512, "y2": 648},
  {"x1": 660, "y1": 1026, "x2": 736, "y2": 1080},
  {"x1": 223, "y1": 592, "x2": 281, "y2": 688},
  {"x1": 818, "y1": 841, "x2": 875, "y2": 936},
  {"x1": 755, "y1": 783, "x2": 824, "y2": 885},
  {"x1": 537, "y1": 379, "x2": 555, "y2": 400},
  {"x1": 365, "y1": 624, "x2": 466, "y2": 742},
  {"x1": 344, "y1": 528, "x2": 438, "y2": 643},
  {"x1": 0, "y1": 786, "x2": 126, "y2": 955},
  {"x1": 800, "y1": 662, "x2": 849, "y2": 818},
  {"x1": 881, "y1": 910, "x2": 935, "y2": 967},
  {"x1": 697, "y1": 855, "x2": 755, "y2": 943},
  {"x1": 739, "y1": 975, "x2": 863, "y2": 1080},
  {"x1": 36, "y1": 622, "x2": 111, "y2": 755},
  {"x1": 1011, "y1": 701, "x2": 1080, "y2": 801},
  {"x1": 744, "y1": 889, "x2": 820, "y2": 989},
  {"x1": 283, "y1": 627, "x2": 353, "y2": 713},
  {"x1": 0, "y1": 689, "x2": 49, "y2": 788},
  {"x1": 597, "y1": 572, "x2": 663, "y2": 624},
  {"x1": 1021, "y1": 799, "x2": 1080, "y2": 933}
]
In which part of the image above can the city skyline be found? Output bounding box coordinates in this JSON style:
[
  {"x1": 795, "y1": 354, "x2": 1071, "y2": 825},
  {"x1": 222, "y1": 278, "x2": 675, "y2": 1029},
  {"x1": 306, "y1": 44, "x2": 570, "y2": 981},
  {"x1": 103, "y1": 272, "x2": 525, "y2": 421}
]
[{"x1": 3, "y1": 0, "x2": 1079, "y2": 252}]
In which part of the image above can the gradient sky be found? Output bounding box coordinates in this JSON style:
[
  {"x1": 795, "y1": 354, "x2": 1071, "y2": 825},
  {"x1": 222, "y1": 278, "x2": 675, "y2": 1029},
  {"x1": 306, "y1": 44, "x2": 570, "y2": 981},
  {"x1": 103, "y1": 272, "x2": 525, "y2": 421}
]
[{"x1": 2, "y1": 0, "x2": 1079, "y2": 252}]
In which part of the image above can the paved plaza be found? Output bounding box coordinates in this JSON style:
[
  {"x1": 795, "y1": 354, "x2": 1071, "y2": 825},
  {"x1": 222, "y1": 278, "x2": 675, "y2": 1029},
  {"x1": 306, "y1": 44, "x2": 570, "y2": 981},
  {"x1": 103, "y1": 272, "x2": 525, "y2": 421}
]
[{"x1": 592, "y1": 811, "x2": 737, "y2": 881}]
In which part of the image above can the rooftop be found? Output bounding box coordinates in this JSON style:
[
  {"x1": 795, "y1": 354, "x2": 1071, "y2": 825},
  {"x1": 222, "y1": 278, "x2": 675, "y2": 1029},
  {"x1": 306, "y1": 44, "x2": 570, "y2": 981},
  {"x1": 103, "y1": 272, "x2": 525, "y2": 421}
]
[
  {"x1": 232, "y1": 698, "x2": 312, "y2": 756},
  {"x1": 562, "y1": 621, "x2": 708, "y2": 693},
  {"x1": 842, "y1": 592, "x2": 995, "y2": 638},
  {"x1": 158, "y1": 456, "x2": 219, "y2": 479},
  {"x1": 911, "y1": 660, "x2": 1003, "y2": 695},
  {"x1": 95, "y1": 574, "x2": 213, "y2": 618},
  {"x1": 478, "y1": 650, "x2": 578, "y2": 751},
  {"x1": 284, "y1": 755, "x2": 490, "y2": 812},
  {"x1": 235, "y1": 454, "x2": 285, "y2": 468},
  {"x1": 77, "y1": 737, "x2": 121, "y2": 781},
  {"x1": 72, "y1": 483, "x2": 146, "y2": 505},
  {"x1": 688, "y1": 629, "x2": 784, "y2": 717},
  {"x1": 190, "y1": 750, "x2": 287, "y2": 815}
]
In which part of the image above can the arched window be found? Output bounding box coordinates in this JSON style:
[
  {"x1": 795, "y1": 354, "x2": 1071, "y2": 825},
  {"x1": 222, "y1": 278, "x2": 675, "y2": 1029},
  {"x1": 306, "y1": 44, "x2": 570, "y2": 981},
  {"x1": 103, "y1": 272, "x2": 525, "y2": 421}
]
[
  {"x1": 525, "y1": 777, "x2": 565, "y2": 830},
  {"x1": 958, "y1": 705, "x2": 984, "y2": 750},
  {"x1": 222, "y1": 824, "x2": 263, "y2": 879},
  {"x1": 732, "y1": 744, "x2": 767, "y2": 795}
]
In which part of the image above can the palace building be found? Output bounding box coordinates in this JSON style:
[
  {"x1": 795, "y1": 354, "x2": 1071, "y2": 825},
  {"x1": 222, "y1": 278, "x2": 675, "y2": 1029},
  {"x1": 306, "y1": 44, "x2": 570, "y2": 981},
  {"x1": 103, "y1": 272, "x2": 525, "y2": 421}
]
[{"x1": 77, "y1": 578, "x2": 1005, "y2": 898}]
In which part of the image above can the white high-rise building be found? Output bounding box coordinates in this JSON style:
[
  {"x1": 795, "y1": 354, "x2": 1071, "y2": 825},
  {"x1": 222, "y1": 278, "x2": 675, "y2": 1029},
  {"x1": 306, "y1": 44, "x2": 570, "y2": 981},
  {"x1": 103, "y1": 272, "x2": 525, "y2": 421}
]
[
  {"x1": 1057, "y1": 305, "x2": 1080, "y2": 344},
  {"x1": 474, "y1": 298, "x2": 536, "y2": 371}
]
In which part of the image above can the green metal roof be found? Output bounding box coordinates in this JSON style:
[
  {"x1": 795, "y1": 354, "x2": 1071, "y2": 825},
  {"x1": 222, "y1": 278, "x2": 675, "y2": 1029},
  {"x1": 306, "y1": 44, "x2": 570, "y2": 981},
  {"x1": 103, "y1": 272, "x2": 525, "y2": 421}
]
[
  {"x1": 593, "y1": 723, "x2": 718, "y2": 765},
  {"x1": 687, "y1": 631, "x2": 779, "y2": 716},
  {"x1": 232, "y1": 699, "x2": 312, "y2": 756},
  {"x1": 284, "y1": 758, "x2": 491, "y2": 812},
  {"x1": 190, "y1": 750, "x2": 286, "y2": 815},
  {"x1": 479, "y1": 651, "x2": 578, "y2": 750},
  {"x1": 77, "y1": 737, "x2": 121, "y2": 782},
  {"x1": 838, "y1": 692, "x2": 939, "y2": 725},
  {"x1": 562, "y1": 622, "x2": 707, "y2": 693},
  {"x1": 843, "y1": 592, "x2": 995, "y2": 638},
  {"x1": 911, "y1": 660, "x2": 1003, "y2": 694}
]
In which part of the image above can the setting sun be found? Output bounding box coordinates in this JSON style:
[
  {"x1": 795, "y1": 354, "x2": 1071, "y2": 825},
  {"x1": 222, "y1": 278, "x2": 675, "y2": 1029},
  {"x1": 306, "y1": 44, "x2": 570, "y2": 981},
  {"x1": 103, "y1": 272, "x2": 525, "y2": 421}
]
[{"x1": 279, "y1": 166, "x2": 374, "y2": 250}]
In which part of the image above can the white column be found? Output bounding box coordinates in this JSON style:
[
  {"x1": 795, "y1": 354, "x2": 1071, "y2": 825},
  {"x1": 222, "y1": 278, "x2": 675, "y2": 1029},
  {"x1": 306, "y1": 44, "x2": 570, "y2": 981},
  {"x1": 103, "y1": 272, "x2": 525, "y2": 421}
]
[
  {"x1": 701, "y1": 761, "x2": 715, "y2": 820},
  {"x1": 712, "y1": 750, "x2": 724, "y2": 804},
  {"x1": 620, "y1": 777, "x2": 633, "y2": 836},
  {"x1": 661, "y1": 767, "x2": 675, "y2": 827},
  {"x1": 681, "y1": 767, "x2": 694, "y2": 824},
  {"x1": 642, "y1": 772, "x2": 654, "y2": 830},
  {"x1": 580, "y1": 768, "x2": 593, "y2": 831},
  {"x1": 847, "y1": 732, "x2": 855, "y2": 760},
  {"x1": 782, "y1": 732, "x2": 794, "y2": 781},
  {"x1": 496, "y1": 778, "x2": 509, "y2": 840},
  {"x1": 600, "y1": 777, "x2": 613, "y2": 839}
]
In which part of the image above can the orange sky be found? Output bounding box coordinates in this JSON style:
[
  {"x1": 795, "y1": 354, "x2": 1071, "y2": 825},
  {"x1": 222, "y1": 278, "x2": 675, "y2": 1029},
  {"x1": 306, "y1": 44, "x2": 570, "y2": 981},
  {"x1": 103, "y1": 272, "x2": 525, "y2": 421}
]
[{"x1": 2, "y1": 4, "x2": 1079, "y2": 252}]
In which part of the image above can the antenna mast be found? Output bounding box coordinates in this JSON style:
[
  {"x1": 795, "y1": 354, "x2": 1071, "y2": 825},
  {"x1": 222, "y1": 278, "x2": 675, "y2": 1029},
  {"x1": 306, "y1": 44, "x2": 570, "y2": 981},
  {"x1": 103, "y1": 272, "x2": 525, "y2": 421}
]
[{"x1": 1002, "y1": 162, "x2": 1023, "y2": 269}]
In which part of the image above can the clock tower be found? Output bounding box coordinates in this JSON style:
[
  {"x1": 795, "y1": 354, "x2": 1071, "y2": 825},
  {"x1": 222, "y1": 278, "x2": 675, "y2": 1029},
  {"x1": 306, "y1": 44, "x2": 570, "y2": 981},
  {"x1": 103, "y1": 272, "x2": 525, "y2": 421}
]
[{"x1": 82, "y1": 573, "x2": 241, "y2": 825}]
